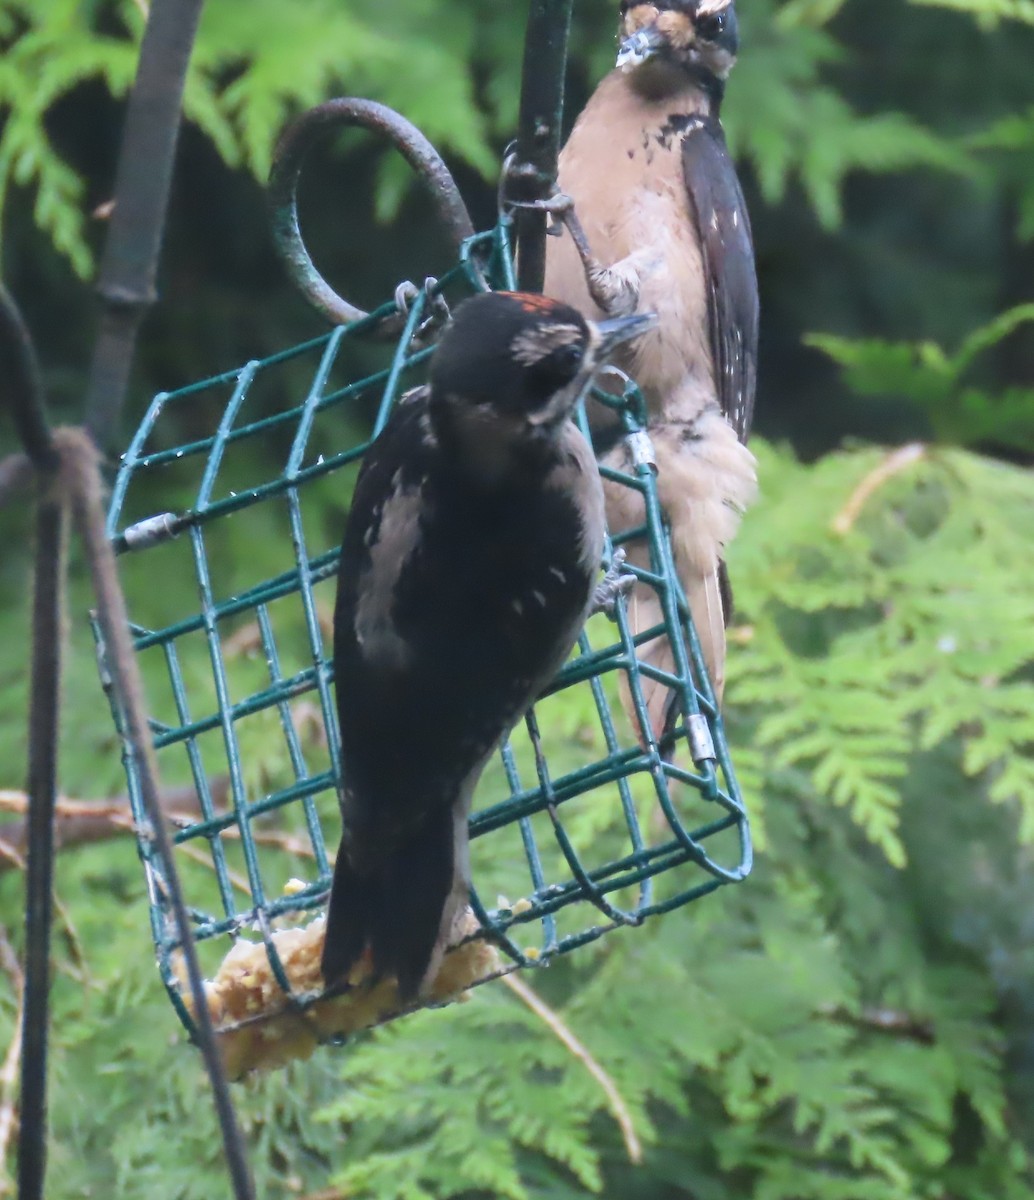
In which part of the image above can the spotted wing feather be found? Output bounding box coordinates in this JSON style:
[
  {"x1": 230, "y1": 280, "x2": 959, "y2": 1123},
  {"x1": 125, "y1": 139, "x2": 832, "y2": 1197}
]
[{"x1": 680, "y1": 114, "x2": 759, "y2": 442}]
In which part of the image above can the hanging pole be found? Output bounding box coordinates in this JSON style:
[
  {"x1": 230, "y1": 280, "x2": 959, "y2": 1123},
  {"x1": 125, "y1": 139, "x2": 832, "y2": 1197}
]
[
  {"x1": 513, "y1": 0, "x2": 574, "y2": 293},
  {"x1": 84, "y1": 0, "x2": 206, "y2": 450},
  {"x1": 78, "y1": 1, "x2": 257, "y2": 1185},
  {"x1": 5, "y1": 2, "x2": 257, "y2": 1194},
  {"x1": 64, "y1": 429, "x2": 256, "y2": 1200},
  {"x1": 19, "y1": 494, "x2": 64, "y2": 1200},
  {"x1": 0, "y1": 287, "x2": 60, "y2": 1200}
]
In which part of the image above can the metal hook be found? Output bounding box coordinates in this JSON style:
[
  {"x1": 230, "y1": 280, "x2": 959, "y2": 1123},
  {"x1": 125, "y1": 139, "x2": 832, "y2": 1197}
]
[
  {"x1": 0, "y1": 286, "x2": 57, "y2": 472},
  {"x1": 268, "y1": 98, "x2": 476, "y2": 331}
]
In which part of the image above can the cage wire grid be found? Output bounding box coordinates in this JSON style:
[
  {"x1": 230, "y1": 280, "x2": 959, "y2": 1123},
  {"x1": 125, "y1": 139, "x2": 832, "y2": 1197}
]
[{"x1": 95, "y1": 222, "x2": 751, "y2": 1042}]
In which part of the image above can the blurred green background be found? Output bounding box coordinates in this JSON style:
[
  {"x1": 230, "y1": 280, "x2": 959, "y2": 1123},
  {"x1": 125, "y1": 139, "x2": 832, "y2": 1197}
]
[{"x1": 1, "y1": 0, "x2": 1034, "y2": 1197}]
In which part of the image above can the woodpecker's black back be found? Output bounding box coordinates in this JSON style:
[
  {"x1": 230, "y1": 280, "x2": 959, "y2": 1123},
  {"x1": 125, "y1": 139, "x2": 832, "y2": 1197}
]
[{"x1": 323, "y1": 292, "x2": 609, "y2": 1001}]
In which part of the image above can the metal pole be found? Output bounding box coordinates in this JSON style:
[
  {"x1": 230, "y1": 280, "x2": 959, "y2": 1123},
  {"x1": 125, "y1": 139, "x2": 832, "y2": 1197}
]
[
  {"x1": 18, "y1": 493, "x2": 64, "y2": 1200},
  {"x1": 514, "y1": 0, "x2": 574, "y2": 293},
  {"x1": 84, "y1": 0, "x2": 206, "y2": 450},
  {"x1": 0, "y1": 285, "x2": 60, "y2": 1200}
]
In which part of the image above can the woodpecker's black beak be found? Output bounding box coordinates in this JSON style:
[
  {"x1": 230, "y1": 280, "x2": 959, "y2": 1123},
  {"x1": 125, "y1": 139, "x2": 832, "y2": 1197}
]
[
  {"x1": 594, "y1": 311, "x2": 658, "y2": 355},
  {"x1": 616, "y1": 25, "x2": 666, "y2": 70}
]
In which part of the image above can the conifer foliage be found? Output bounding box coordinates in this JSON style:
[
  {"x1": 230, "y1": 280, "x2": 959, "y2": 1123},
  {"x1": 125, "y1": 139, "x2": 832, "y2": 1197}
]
[{"x1": 1, "y1": 0, "x2": 1033, "y2": 1196}]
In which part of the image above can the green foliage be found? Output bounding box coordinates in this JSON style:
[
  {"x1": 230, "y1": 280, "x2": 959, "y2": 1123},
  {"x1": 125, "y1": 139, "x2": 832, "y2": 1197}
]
[
  {"x1": 297, "y1": 439, "x2": 1034, "y2": 1199},
  {"x1": 809, "y1": 304, "x2": 1034, "y2": 450},
  {"x1": 2, "y1": 0, "x2": 1025, "y2": 276},
  {"x1": 727, "y1": 0, "x2": 974, "y2": 228},
  {"x1": 0, "y1": 0, "x2": 142, "y2": 276},
  {"x1": 3, "y1": 0, "x2": 1034, "y2": 1197},
  {"x1": 5, "y1": 434, "x2": 1034, "y2": 1198},
  {"x1": 913, "y1": 0, "x2": 1034, "y2": 26}
]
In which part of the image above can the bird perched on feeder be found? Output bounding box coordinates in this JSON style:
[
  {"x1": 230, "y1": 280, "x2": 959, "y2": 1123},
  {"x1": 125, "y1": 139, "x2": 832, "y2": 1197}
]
[
  {"x1": 322, "y1": 290, "x2": 653, "y2": 1002},
  {"x1": 543, "y1": 0, "x2": 759, "y2": 737}
]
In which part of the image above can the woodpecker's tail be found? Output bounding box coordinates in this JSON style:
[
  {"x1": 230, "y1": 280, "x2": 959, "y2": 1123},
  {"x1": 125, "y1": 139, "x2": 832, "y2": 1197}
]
[
  {"x1": 320, "y1": 808, "x2": 469, "y2": 1003},
  {"x1": 621, "y1": 573, "x2": 726, "y2": 747}
]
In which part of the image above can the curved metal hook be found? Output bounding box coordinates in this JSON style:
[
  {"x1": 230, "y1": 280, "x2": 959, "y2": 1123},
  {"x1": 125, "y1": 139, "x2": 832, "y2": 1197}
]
[
  {"x1": 0, "y1": 286, "x2": 57, "y2": 472},
  {"x1": 268, "y1": 98, "x2": 475, "y2": 329}
]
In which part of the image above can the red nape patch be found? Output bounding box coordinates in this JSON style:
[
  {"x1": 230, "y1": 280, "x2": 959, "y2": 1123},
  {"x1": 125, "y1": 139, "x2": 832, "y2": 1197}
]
[{"x1": 504, "y1": 292, "x2": 563, "y2": 314}]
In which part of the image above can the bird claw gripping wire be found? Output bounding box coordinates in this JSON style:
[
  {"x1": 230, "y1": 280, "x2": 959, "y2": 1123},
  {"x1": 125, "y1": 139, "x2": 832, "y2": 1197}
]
[
  {"x1": 269, "y1": 98, "x2": 475, "y2": 332},
  {"x1": 591, "y1": 548, "x2": 637, "y2": 618},
  {"x1": 499, "y1": 148, "x2": 572, "y2": 236},
  {"x1": 394, "y1": 277, "x2": 452, "y2": 341},
  {"x1": 498, "y1": 146, "x2": 569, "y2": 224},
  {"x1": 500, "y1": 154, "x2": 610, "y2": 296}
]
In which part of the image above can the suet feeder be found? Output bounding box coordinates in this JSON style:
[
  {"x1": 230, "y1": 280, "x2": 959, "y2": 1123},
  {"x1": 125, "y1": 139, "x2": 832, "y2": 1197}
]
[{"x1": 95, "y1": 97, "x2": 751, "y2": 1075}]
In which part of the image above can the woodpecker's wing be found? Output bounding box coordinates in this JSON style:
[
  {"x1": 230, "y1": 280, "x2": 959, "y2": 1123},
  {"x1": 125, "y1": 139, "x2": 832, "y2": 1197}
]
[
  {"x1": 681, "y1": 115, "x2": 759, "y2": 442},
  {"x1": 326, "y1": 390, "x2": 602, "y2": 995},
  {"x1": 332, "y1": 390, "x2": 600, "y2": 860}
]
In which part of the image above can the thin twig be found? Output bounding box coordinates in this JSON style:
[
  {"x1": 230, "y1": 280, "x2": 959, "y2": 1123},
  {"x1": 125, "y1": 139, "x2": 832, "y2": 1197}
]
[
  {"x1": 0, "y1": 787, "x2": 316, "y2": 867},
  {"x1": 249, "y1": 829, "x2": 316, "y2": 858},
  {"x1": 831, "y1": 442, "x2": 926, "y2": 534},
  {"x1": 0, "y1": 788, "x2": 308, "y2": 897},
  {"x1": 0, "y1": 781, "x2": 227, "y2": 865},
  {"x1": 0, "y1": 791, "x2": 130, "y2": 823},
  {"x1": 58, "y1": 428, "x2": 256, "y2": 1198},
  {"x1": 501, "y1": 972, "x2": 643, "y2": 1164},
  {"x1": 818, "y1": 1002, "x2": 935, "y2": 1045},
  {"x1": 178, "y1": 843, "x2": 253, "y2": 898},
  {"x1": 0, "y1": 840, "x2": 87, "y2": 984}
]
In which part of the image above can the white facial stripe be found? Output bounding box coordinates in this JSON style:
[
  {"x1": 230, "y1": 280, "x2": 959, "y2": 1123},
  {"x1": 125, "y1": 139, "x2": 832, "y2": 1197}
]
[
  {"x1": 525, "y1": 375, "x2": 585, "y2": 427},
  {"x1": 695, "y1": 0, "x2": 732, "y2": 14},
  {"x1": 511, "y1": 323, "x2": 584, "y2": 366}
]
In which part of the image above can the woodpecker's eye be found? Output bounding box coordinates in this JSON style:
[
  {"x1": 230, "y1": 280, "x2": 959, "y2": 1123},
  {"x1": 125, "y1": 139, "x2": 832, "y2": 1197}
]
[
  {"x1": 525, "y1": 341, "x2": 584, "y2": 397},
  {"x1": 549, "y1": 343, "x2": 584, "y2": 376},
  {"x1": 695, "y1": 9, "x2": 726, "y2": 39}
]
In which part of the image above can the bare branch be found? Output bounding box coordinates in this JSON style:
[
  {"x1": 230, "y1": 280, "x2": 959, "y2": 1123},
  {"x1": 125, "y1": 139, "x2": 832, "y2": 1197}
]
[
  {"x1": 501, "y1": 972, "x2": 643, "y2": 1164},
  {"x1": 0, "y1": 781, "x2": 227, "y2": 867},
  {"x1": 831, "y1": 443, "x2": 926, "y2": 535}
]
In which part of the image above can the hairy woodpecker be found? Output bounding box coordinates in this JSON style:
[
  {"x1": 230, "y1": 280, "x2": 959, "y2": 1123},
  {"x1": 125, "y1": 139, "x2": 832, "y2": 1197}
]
[
  {"x1": 544, "y1": 0, "x2": 759, "y2": 736},
  {"x1": 322, "y1": 290, "x2": 653, "y2": 1000}
]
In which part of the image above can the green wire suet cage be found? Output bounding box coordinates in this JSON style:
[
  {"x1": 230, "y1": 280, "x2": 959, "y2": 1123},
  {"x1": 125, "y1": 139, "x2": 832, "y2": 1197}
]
[{"x1": 96, "y1": 100, "x2": 752, "y2": 1053}]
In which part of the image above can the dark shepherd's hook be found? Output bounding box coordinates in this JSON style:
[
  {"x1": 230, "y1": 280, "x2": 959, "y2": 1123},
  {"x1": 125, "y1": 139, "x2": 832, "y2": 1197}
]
[{"x1": 268, "y1": 98, "x2": 476, "y2": 330}]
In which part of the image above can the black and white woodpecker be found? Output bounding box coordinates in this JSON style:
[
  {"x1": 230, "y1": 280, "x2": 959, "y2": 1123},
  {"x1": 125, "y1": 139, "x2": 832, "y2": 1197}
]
[
  {"x1": 322, "y1": 290, "x2": 653, "y2": 1001},
  {"x1": 543, "y1": 0, "x2": 759, "y2": 737}
]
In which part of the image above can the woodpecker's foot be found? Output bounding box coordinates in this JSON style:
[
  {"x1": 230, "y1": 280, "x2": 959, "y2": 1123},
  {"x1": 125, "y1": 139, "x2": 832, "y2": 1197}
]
[
  {"x1": 587, "y1": 262, "x2": 642, "y2": 318},
  {"x1": 546, "y1": 201, "x2": 641, "y2": 316},
  {"x1": 394, "y1": 277, "x2": 451, "y2": 340},
  {"x1": 517, "y1": 191, "x2": 577, "y2": 237},
  {"x1": 591, "y1": 549, "x2": 636, "y2": 618}
]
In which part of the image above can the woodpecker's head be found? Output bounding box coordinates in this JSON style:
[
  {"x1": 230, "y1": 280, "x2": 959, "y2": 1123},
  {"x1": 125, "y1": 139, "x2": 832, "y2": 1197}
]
[
  {"x1": 617, "y1": 0, "x2": 739, "y2": 83},
  {"x1": 429, "y1": 292, "x2": 653, "y2": 447}
]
